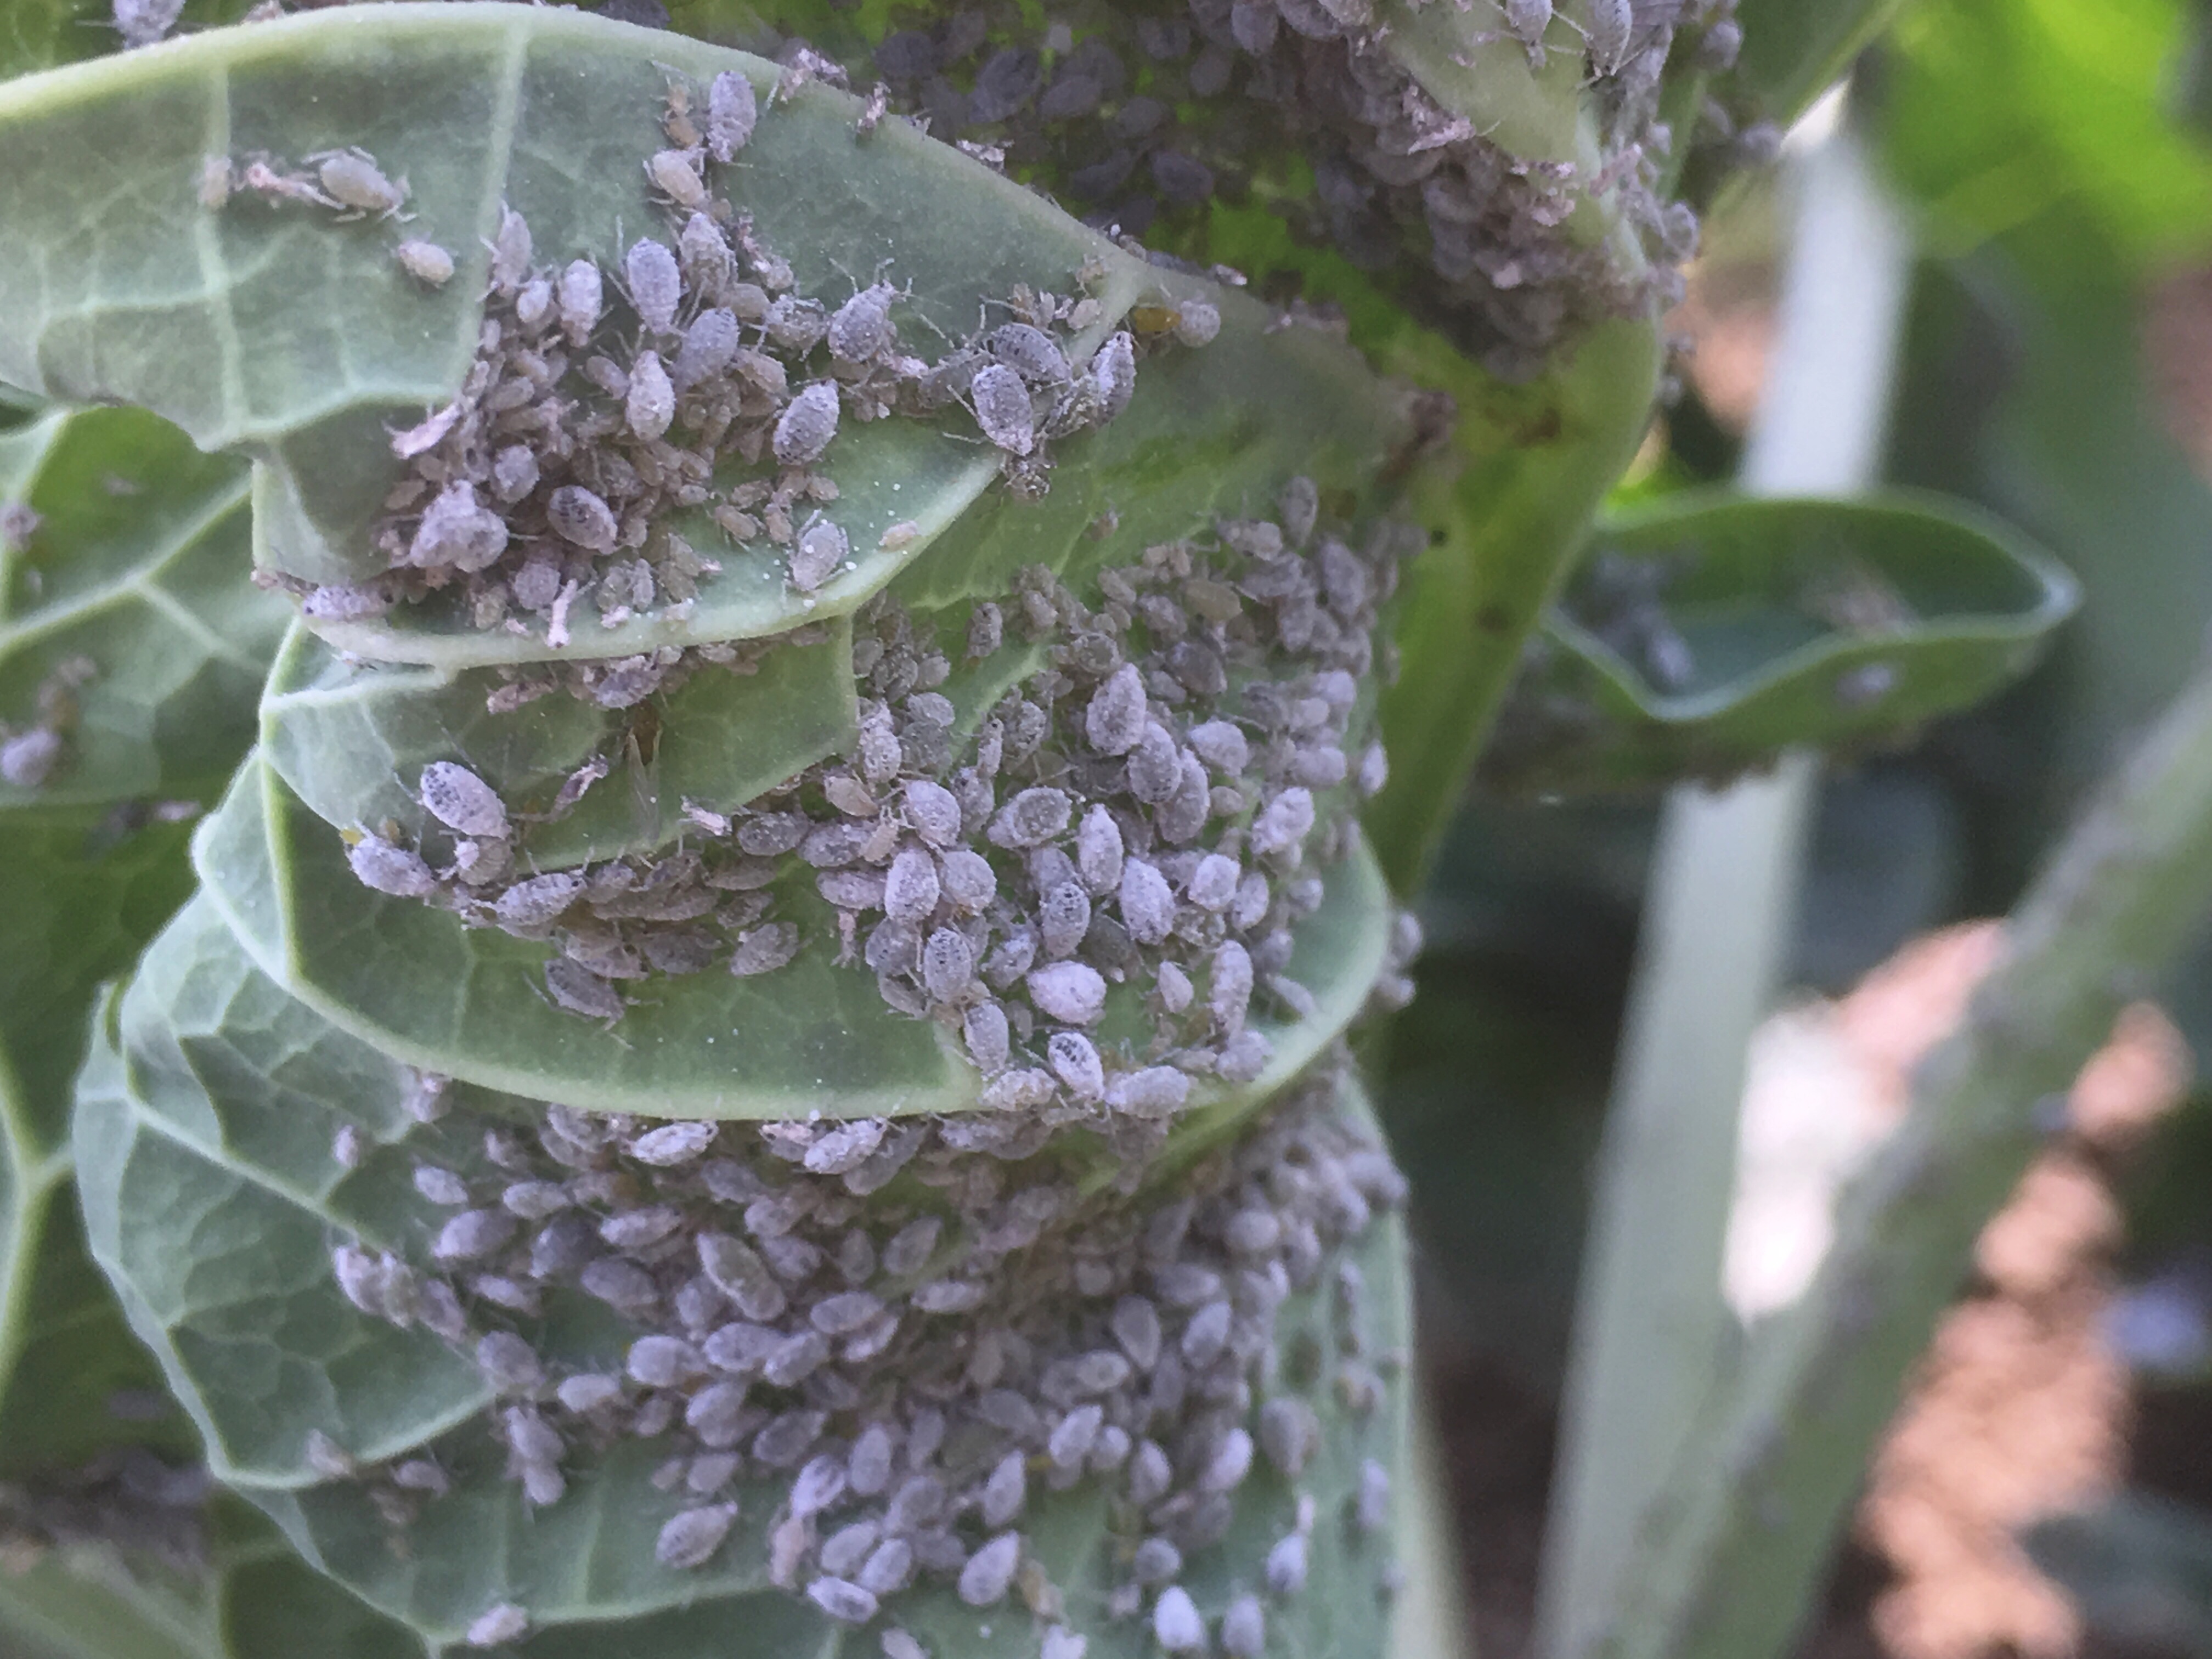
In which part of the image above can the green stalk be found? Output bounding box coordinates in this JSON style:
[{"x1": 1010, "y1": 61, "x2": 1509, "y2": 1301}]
[{"x1": 1592, "y1": 639, "x2": 2212, "y2": 1659}]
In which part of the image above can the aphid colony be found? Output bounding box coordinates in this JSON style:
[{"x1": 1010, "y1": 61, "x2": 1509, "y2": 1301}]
[
  {"x1": 286, "y1": 71, "x2": 1168, "y2": 657},
  {"x1": 849, "y1": 0, "x2": 1746, "y2": 379},
  {"x1": 327, "y1": 1054, "x2": 1408, "y2": 1647},
  {"x1": 0, "y1": 654, "x2": 95, "y2": 789},
  {"x1": 348, "y1": 483, "x2": 1417, "y2": 1133}
]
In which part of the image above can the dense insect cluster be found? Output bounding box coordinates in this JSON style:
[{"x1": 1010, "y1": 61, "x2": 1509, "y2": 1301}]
[
  {"x1": 345, "y1": 480, "x2": 1419, "y2": 1132},
  {"x1": 796, "y1": 0, "x2": 1746, "y2": 376},
  {"x1": 0, "y1": 1445, "x2": 211, "y2": 1571},
  {"x1": 328, "y1": 1055, "x2": 1407, "y2": 1650},
  {"x1": 289, "y1": 71, "x2": 1162, "y2": 654},
  {"x1": 0, "y1": 653, "x2": 95, "y2": 788}
]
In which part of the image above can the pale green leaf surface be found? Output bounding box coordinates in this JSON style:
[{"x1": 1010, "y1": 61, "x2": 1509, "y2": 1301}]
[
  {"x1": 1480, "y1": 491, "x2": 2080, "y2": 795},
  {"x1": 0, "y1": 405, "x2": 290, "y2": 810}
]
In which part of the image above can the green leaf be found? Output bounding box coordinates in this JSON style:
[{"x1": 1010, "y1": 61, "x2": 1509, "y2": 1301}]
[
  {"x1": 0, "y1": 405, "x2": 290, "y2": 810},
  {"x1": 0, "y1": 1500, "x2": 427, "y2": 1659},
  {"x1": 1477, "y1": 490, "x2": 2081, "y2": 796},
  {"x1": 1728, "y1": 0, "x2": 1911, "y2": 127},
  {"x1": 79, "y1": 954, "x2": 1413, "y2": 1655}
]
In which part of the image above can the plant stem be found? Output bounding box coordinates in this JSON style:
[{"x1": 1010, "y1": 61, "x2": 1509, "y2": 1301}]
[
  {"x1": 1594, "y1": 639, "x2": 2212, "y2": 1659},
  {"x1": 1533, "y1": 118, "x2": 1912, "y2": 1659}
]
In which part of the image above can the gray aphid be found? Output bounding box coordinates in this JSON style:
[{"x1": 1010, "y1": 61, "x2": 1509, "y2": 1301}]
[
  {"x1": 1200, "y1": 1426, "x2": 1255, "y2": 1492},
  {"x1": 981, "y1": 1449, "x2": 1026, "y2": 1526},
  {"x1": 957, "y1": 1532, "x2": 1022, "y2": 1607},
  {"x1": 408, "y1": 481, "x2": 509, "y2": 571},
  {"x1": 1042, "y1": 1630, "x2": 1087, "y2": 1659},
  {"x1": 545, "y1": 959, "x2": 624, "y2": 1020},
  {"x1": 938, "y1": 849, "x2": 997, "y2": 912},
  {"x1": 707, "y1": 70, "x2": 758, "y2": 162},
  {"x1": 1186, "y1": 719, "x2": 1250, "y2": 775},
  {"x1": 1026, "y1": 961, "x2": 1105, "y2": 1026},
  {"x1": 630, "y1": 1121, "x2": 716, "y2": 1165},
  {"x1": 921, "y1": 928, "x2": 978, "y2": 1005},
  {"x1": 882, "y1": 1629, "x2": 930, "y2": 1659},
  {"x1": 1266, "y1": 1529, "x2": 1308, "y2": 1596},
  {"x1": 1127, "y1": 1440, "x2": 1172, "y2": 1506},
  {"x1": 823, "y1": 1520, "x2": 881, "y2": 1576},
  {"x1": 500, "y1": 1181, "x2": 569, "y2": 1219},
  {"x1": 625, "y1": 238, "x2": 682, "y2": 334},
  {"x1": 1045, "y1": 1030, "x2": 1104, "y2": 1098},
  {"x1": 1084, "y1": 663, "x2": 1147, "y2": 755},
  {"x1": 1090, "y1": 331, "x2": 1137, "y2": 419},
  {"x1": 880, "y1": 848, "x2": 939, "y2": 924},
  {"x1": 988, "y1": 323, "x2": 1069, "y2": 385},
  {"x1": 627, "y1": 1334, "x2": 706, "y2": 1386},
  {"x1": 969, "y1": 364, "x2": 1036, "y2": 456},
  {"x1": 775, "y1": 382, "x2": 842, "y2": 465},
  {"x1": 547, "y1": 483, "x2": 619, "y2": 553},
  {"x1": 811, "y1": 1290, "x2": 886, "y2": 1336},
  {"x1": 808, "y1": 1577, "x2": 881, "y2": 1624},
  {"x1": 317, "y1": 150, "x2": 407, "y2": 216},
  {"x1": 556, "y1": 1373, "x2": 622, "y2": 1413},
  {"x1": 901, "y1": 779, "x2": 962, "y2": 847},
  {"x1": 793, "y1": 1452, "x2": 851, "y2": 1516},
  {"x1": 646, "y1": 146, "x2": 708, "y2": 209},
  {"x1": 829, "y1": 283, "x2": 898, "y2": 362},
  {"x1": 1126, "y1": 723, "x2": 1182, "y2": 804},
  {"x1": 489, "y1": 205, "x2": 532, "y2": 292},
  {"x1": 1181, "y1": 1299, "x2": 1234, "y2": 1367},
  {"x1": 490, "y1": 444, "x2": 539, "y2": 504},
  {"x1": 674, "y1": 306, "x2": 740, "y2": 390},
  {"x1": 465, "y1": 1602, "x2": 529, "y2": 1647},
  {"x1": 730, "y1": 922, "x2": 800, "y2": 976},
  {"x1": 988, "y1": 786, "x2": 1070, "y2": 849},
  {"x1": 394, "y1": 239, "x2": 455, "y2": 286},
  {"x1": 791, "y1": 516, "x2": 849, "y2": 592},
  {"x1": 1187, "y1": 853, "x2": 1240, "y2": 911},
  {"x1": 433, "y1": 1207, "x2": 517, "y2": 1263},
  {"x1": 1172, "y1": 301, "x2": 1221, "y2": 348},
  {"x1": 413, "y1": 1165, "x2": 469, "y2": 1206},
  {"x1": 348, "y1": 834, "x2": 438, "y2": 898},
  {"x1": 1048, "y1": 1403, "x2": 1104, "y2": 1468},
  {"x1": 477, "y1": 1331, "x2": 543, "y2": 1393},
  {"x1": 1583, "y1": 0, "x2": 1633, "y2": 74},
  {"x1": 656, "y1": 1503, "x2": 738, "y2": 1570},
  {"x1": 1222, "y1": 1593, "x2": 1266, "y2": 1657},
  {"x1": 881, "y1": 1216, "x2": 942, "y2": 1278},
  {"x1": 1356, "y1": 1457, "x2": 1391, "y2": 1532},
  {"x1": 557, "y1": 259, "x2": 602, "y2": 345},
  {"x1": 1257, "y1": 1397, "x2": 1321, "y2": 1477},
  {"x1": 1153, "y1": 1586, "x2": 1206, "y2": 1653},
  {"x1": 1118, "y1": 859, "x2": 1176, "y2": 946},
  {"x1": 495, "y1": 871, "x2": 583, "y2": 930},
  {"x1": 1132, "y1": 1536, "x2": 1182, "y2": 1585},
  {"x1": 1039, "y1": 882, "x2": 1091, "y2": 958},
  {"x1": 114, "y1": 0, "x2": 184, "y2": 49},
  {"x1": 860, "y1": 1538, "x2": 916, "y2": 1595},
  {"x1": 627, "y1": 348, "x2": 675, "y2": 439}
]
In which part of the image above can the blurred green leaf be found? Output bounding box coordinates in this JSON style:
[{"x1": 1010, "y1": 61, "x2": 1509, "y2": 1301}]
[
  {"x1": 1477, "y1": 491, "x2": 2079, "y2": 796},
  {"x1": 1729, "y1": 0, "x2": 1909, "y2": 126},
  {"x1": 1880, "y1": 0, "x2": 2212, "y2": 271}
]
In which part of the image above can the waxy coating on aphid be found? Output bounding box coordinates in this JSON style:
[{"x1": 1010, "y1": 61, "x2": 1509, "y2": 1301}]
[
  {"x1": 393, "y1": 239, "x2": 455, "y2": 286},
  {"x1": 313, "y1": 149, "x2": 408, "y2": 216},
  {"x1": 707, "y1": 70, "x2": 759, "y2": 162}
]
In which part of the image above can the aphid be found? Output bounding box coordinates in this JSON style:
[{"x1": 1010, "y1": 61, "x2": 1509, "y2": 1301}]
[
  {"x1": 656, "y1": 1503, "x2": 738, "y2": 1570},
  {"x1": 1200, "y1": 1426, "x2": 1256, "y2": 1493},
  {"x1": 1221, "y1": 1594, "x2": 1265, "y2": 1657},
  {"x1": 861, "y1": 1538, "x2": 916, "y2": 1595},
  {"x1": 1026, "y1": 961, "x2": 1105, "y2": 1026},
  {"x1": 920, "y1": 927, "x2": 978, "y2": 1005},
  {"x1": 1, "y1": 726, "x2": 64, "y2": 791},
  {"x1": 1090, "y1": 331, "x2": 1137, "y2": 420},
  {"x1": 1583, "y1": 0, "x2": 1633, "y2": 75},
  {"x1": 896, "y1": 779, "x2": 960, "y2": 849},
  {"x1": 1039, "y1": 882, "x2": 1091, "y2": 958},
  {"x1": 433, "y1": 1207, "x2": 518, "y2": 1263},
  {"x1": 774, "y1": 382, "x2": 842, "y2": 465},
  {"x1": 407, "y1": 479, "x2": 509, "y2": 571},
  {"x1": 645, "y1": 146, "x2": 708, "y2": 210},
  {"x1": 413, "y1": 1165, "x2": 469, "y2": 1206},
  {"x1": 545, "y1": 959, "x2": 624, "y2": 1021},
  {"x1": 883, "y1": 1630, "x2": 930, "y2": 1659},
  {"x1": 1045, "y1": 1030, "x2": 1104, "y2": 1098},
  {"x1": 807, "y1": 1577, "x2": 880, "y2": 1624},
  {"x1": 791, "y1": 516, "x2": 848, "y2": 592},
  {"x1": 624, "y1": 238, "x2": 682, "y2": 333},
  {"x1": 239, "y1": 158, "x2": 338, "y2": 209},
  {"x1": 547, "y1": 483, "x2": 619, "y2": 553},
  {"x1": 1118, "y1": 859, "x2": 1176, "y2": 946},
  {"x1": 629, "y1": 1121, "x2": 715, "y2": 1165},
  {"x1": 707, "y1": 70, "x2": 758, "y2": 163},
  {"x1": 1153, "y1": 1586, "x2": 1206, "y2": 1654},
  {"x1": 314, "y1": 149, "x2": 408, "y2": 217},
  {"x1": 978, "y1": 1449, "x2": 1027, "y2": 1527},
  {"x1": 1181, "y1": 1299, "x2": 1234, "y2": 1367},
  {"x1": 330, "y1": 1123, "x2": 365, "y2": 1169},
  {"x1": 1132, "y1": 1536, "x2": 1182, "y2": 1586},
  {"x1": 1265, "y1": 1529, "x2": 1308, "y2": 1596},
  {"x1": 673, "y1": 306, "x2": 740, "y2": 391},
  {"x1": 489, "y1": 204, "x2": 532, "y2": 292},
  {"x1": 970, "y1": 363, "x2": 1036, "y2": 456},
  {"x1": 987, "y1": 786, "x2": 1070, "y2": 849},
  {"x1": 1081, "y1": 663, "x2": 1146, "y2": 756},
  {"x1": 1110, "y1": 1295, "x2": 1163, "y2": 1370},
  {"x1": 1250, "y1": 786, "x2": 1316, "y2": 857},
  {"x1": 1356, "y1": 1457, "x2": 1391, "y2": 1532},
  {"x1": 678, "y1": 211, "x2": 732, "y2": 296},
  {"x1": 477, "y1": 1331, "x2": 544, "y2": 1393},
  {"x1": 627, "y1": 348, "x2": 675, "y2": 439},
  {"x1": 420, "y1": 761, "x2": 509, "y2": 838},
  {"x1": 828, "y1": 282, "x2": 898, "y2": 362},
  {"x1": 957, "y1": 1532, "x2": 1022, "y2": 1607},
  {"x1": 555, "y1": 258, "x2": 602, "y2": 347},
  {"x1": 1172, "y1": 300, "x2": 1221, "y2": 348},
  {"x1": 938, "y1": 849, "x2": 996, "y2": 913},
  {"x1": 186, "y1": 154, "x2": 239, "y2": 217},
  {"x1": 1105, "y1": 1066, "x2": 1189, "y2": 1118},
  {"x1": 465, "y1": 1603, "x2": 529, "y2": 1647}
]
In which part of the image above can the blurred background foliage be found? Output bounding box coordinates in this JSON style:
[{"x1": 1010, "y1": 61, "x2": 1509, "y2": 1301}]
[{"x1": 1380, "y1": 0, "x2": 2212, "y2": 1650}]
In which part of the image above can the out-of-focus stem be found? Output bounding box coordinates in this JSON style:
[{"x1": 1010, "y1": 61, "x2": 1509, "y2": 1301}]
[{"x1": 1533, "y1": 118, "x2": 1911, "y2": 1659}]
